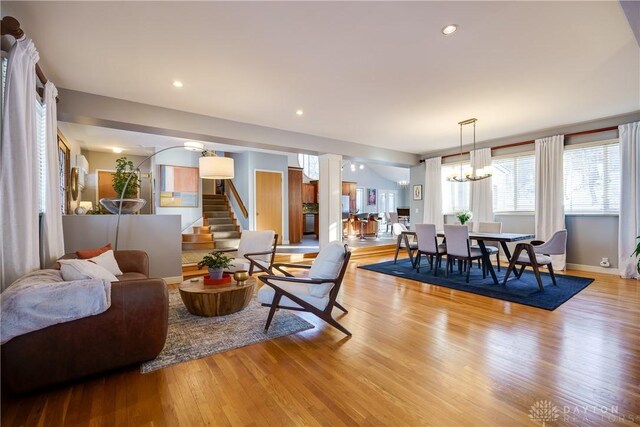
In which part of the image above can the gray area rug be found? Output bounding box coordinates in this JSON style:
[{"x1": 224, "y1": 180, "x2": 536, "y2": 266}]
[{"x1": 141, "y1": 289, "x2": 314, "y2": 373}]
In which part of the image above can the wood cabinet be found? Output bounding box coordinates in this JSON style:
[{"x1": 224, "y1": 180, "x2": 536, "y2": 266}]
[
  {"x1": 303, "y1": 181, "x2": 318, "y2": 203},
  {"x1": 288, "y1": 167, "x2": 303, "y2": 243},
  {"x1": 342, "y1": 181, "x2": 356, "y2": 212}
]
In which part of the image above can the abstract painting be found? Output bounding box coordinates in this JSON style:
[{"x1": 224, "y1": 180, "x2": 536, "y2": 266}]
[{"x1": 159, "y1": 165, "x2": 199, "y2": 207}]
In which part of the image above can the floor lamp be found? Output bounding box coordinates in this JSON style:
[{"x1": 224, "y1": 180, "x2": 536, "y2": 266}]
[{"x1": 114, "y1": 141, "x2": 235, "y2": 250}]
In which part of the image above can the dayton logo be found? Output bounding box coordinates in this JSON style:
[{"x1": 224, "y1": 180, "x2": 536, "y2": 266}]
[{"x1": 529, "y1": 400, "x2": 560, "y2": 426}]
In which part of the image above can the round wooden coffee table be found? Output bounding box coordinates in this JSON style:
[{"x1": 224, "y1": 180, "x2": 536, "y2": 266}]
[{"x1": 179, "y1": 277, "x2": 257, "y2": 317}]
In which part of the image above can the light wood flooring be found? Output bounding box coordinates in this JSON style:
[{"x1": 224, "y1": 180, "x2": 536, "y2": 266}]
[{"x1": 2, "y1": 254, "x2": 639, "y2": 426}]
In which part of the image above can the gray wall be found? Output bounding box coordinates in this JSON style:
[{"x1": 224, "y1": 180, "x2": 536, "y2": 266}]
[
  {"x1": 342, "y1": 166, "x2": 410, "y2": 213},
  {"x1": 80, "y1": 150, "x2": 152, "y2": 214},
  {"x1": 62, "y1": 215, "x2": 182, "y2": 279},
  {"x1": 151, "y1": 149, "x2": 202, "y2": 230},
  {"x1": 228, "y1": 151, "x2": 290, "y2": 242},
  {"x1": 410, "y1": 163, "x2": 426, "y2": 222}
]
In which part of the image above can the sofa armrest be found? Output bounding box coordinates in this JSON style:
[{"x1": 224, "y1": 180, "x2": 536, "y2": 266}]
[
  {"x1": 1, "y1": 278, "x2": 168, "y2": 394},
  {"x1": 114, "y1": 250, "x2": 149, "y2": 276}
]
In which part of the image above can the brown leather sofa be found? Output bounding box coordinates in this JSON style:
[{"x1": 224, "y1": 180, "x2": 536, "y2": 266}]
[{"x1": 1, "y1": 250, "x2": 169, "y2": 394}]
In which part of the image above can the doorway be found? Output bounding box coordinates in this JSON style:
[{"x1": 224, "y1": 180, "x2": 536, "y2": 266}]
[
  {"x1": 255, "y1": 170, "x2": 283, "y2": 243},
  {"x1": 378, "y1": 190, "x2": 397, "y2": 228}
]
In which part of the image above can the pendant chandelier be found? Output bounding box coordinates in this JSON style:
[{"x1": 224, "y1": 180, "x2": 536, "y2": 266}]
[{"x1": 446, "y1": 118, "x2": 492, "y2": 182}]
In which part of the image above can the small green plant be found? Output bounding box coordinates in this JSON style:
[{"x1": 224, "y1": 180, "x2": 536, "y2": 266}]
[
  {"x1": 197, "y1": 251, "x2": 235, "y2": 270},
  {"x1": 633, "y1": 236, "x2": 640, "y2": 275},
  {"x1": 112, "y1": 157, "x2": 140, "y2": 199},
  {"x1": 456, "y1": 210, "x2": 473, "y2": 225}
]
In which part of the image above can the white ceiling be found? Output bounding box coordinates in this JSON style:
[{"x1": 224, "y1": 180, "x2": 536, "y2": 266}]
[{"x1": 4, "y1": 1, "x2": 639, "y2": 154}]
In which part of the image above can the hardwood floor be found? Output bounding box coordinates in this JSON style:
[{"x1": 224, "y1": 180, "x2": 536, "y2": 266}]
[{"x1": 2, "y1": 254, "x2": 639, "y2": 426}]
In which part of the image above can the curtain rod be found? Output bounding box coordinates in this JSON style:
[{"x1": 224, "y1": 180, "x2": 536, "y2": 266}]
[
  {"x1": 440, "y1": 125, "x2": 618, "y2": 160},
  {"x1": 1, "y1": 16, "x2": 58, "y2": 101}
]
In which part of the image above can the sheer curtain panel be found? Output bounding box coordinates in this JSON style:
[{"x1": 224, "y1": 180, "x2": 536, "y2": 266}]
[
  {"x1": 535, "y1": 135, "x2": 566, "y2": 270},
  {"x1": 423, "y1": 157, "x2": 443, "y2": 230},
  {"x1": 618, "y1": 121, "x2": 640, "y2": 279},
  {"x1": 469, "y1": 148, "x2": 493, "y2": 224},
  {"x1": 41, "y1": 82, "x2": 64, "y2": 267},
  {"x1": 0, "y1": 37, "x2": 40, "y2": 290}
]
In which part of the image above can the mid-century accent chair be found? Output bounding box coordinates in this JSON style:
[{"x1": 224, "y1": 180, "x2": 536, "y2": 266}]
[
  {"x1": 473, "y1": 221, "x2": 502, "y2": 272},
  {"x1": 414, "y1": 224, "x2": 447, "y2": 275},
  {"x1": 217, "y1": 230, "x2": 278, "y2": 275},
  {"x1": 502, "y1": 229, "x2": 568, "y2": 290},
  {"x1": 443, "y1": 224, "x2": 485, "y2": 283},
  {"x1": 257, "y1": 242, "x2": 352, "y2": 336}
]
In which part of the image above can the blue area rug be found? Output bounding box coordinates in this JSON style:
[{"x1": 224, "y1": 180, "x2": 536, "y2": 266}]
[{"x1": 359, "y1": 259, "x2": 594, "y2": 310}]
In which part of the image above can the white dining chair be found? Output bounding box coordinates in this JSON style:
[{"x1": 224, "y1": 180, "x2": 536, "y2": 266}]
[
  {"x1": 443, "y1": 225, "x2": 485, "y2": 283},
  {"x1": 414, "y1": 224, "x2": 447, "y2": 275},
  {"x1": 474, "y1": 221, "x2": 502, "y2": 272}
]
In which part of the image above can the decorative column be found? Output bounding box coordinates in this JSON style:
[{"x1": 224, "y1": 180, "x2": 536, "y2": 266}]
[{"x1": 318, "y1": 154, "x2": 343, "y2": 249}]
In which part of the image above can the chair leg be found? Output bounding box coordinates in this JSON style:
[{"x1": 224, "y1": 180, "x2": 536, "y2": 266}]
[
  {"x1": 416, "y1": 252, "x2": 422, "y2": 273},
  {"x1": 264, "y1": 293, "x2": 283, "y2": 332},
  {"x1": 525, "y1": 245, "x2": 544, "y2": 291},
  {"x1": 517, "y1": 265, "x2": 527, "y2": 279},
  {"x1": 466, "y1": 259, "x2": 471, "y2": 283},
  {"x1": 547, "y1": 263, "x2": 558, "y2": 286},
  {"x1": 445, "y1": 257, "x2": 450, "y2": 278},
  {"x1": 429, "y1": 255, "x2": 434, "y2": 271},
  {"x1": 503, "y1": 245, "x2": 525, "y2": 286},
  {"x1": 323, "y1": 314, "x2": 352, "y2": 336},
  {"x1": 496, "y1": 253, "x2": 501, "y2": 272},
  {"x1": 334, "y1": 301, "x2": 349, "y2": 313}
]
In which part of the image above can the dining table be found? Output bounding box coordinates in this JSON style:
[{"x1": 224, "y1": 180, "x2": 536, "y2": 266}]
[{"x1": 398, "y1": 230, "x2": 535, "y2": 285}]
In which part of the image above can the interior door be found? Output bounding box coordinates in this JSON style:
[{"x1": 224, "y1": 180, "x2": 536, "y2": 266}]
[
  {"x1": 97, "y1": 170, "x2": 118, "y2": 202},
  {"x1": 255, "y1": 170, "x2": 283, "y2": 243}
]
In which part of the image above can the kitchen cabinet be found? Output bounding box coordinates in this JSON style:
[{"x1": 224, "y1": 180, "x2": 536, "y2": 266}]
[
  {"x1": 342, "y1": 181, "x2": 356, "y2": 212},
  {"x1": 303, "y1": 181, "x2": 318, "y2": 203},
  {"x1": 288, "y1": 167, "x2": 303, "y2": 243}
]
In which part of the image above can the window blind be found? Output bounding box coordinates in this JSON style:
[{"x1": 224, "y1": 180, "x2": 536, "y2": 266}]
[
  {"x1": 563, "y1": 142, "x2": 620, "y2": 213},
  {"x1": 441, "y1": 163, "x2": 470, "y2": 214},
  {"x1": 491, "y1": 154, "x2": 535, "y2": 212}
]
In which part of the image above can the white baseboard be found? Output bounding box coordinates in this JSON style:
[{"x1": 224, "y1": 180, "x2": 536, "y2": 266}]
[
  {"x1": 566, "y1": 263, "x2": 619, "y2": 276},
  {"x1": 163, "y1": 275, "x2": 183, "y2": 284}
]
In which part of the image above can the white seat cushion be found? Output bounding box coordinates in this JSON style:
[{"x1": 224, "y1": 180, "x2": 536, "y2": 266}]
[
  {"x1": 468, "y1": 248, "x2": 483, "y2": 258},
  {"x1": 517, "y1": 253, "x2": 552, "y2": 265},
  {"x1": 470, "y1": 244, "x2": 498, "y2": 254},
  {"x1": 257, "y1": 280, "x2": 330, "y2": 310},
  {"x1": 308, "y1": 242, "x2": 346, "y2": 296},
  {"x1": 237, "y1": 230, "x2": 275, "y2": 261}
]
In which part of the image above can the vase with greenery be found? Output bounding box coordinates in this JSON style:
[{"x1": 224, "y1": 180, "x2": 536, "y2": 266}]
[
  {"x1": 633, "y1": 236, "x2": 640, "y2": 275},
  {"x1": 113, "y1": 157, "x2": 141, "y2": 199},
  {"x1": 456, "y1": 210, "x2": 473, "y2": 225},
  {"x1": 197, "y1": 251, "x2": 235, "y2": 280}
]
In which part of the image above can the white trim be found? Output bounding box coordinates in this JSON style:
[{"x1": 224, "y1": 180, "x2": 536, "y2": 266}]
[
  {"x1": 564, "y1": 138, "x2": 619, "y2": 150},
  {"x1": 164, "y1": 275, "x2": 183, "y2": 284},
  {"x1": 491, "y1": 150, "x2": 535, "y2": 161},
  {"x1": 566, "y1": 263, "x2": 619, "y2": 276},
  {"x1": 253, "y1": 169, "x2": 286, "y2": 242}
]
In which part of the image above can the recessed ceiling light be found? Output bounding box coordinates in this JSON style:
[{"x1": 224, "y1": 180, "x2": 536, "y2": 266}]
[
  {"x1": 296, "y1": 110, "x2": 304, "y2": 116},
  {"x1": 441, "y1": 24, "x2": 457, "y2": 35},
  {"x1": 112, "y1": 147, "x2": 123, "y2": 154},
  {"x1": 173, "y1": 80, "x2": 184, "y2": 88}
]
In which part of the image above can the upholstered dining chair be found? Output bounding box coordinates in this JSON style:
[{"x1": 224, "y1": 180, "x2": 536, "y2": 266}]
[
  {"x1": 257, "y1": 242, "x2": 352, "y2": 336},
  {"x1": 414, "y1": 224, "x2": 447, "y2": 275},
  {"x1": 443, "y1": 224, "x2": 485, "y2": 283},
  {"x1": 216, "y1": 230, "x2": 278, "y2": 275},
  {"x1": 502, "y1": 229, "x2": 567, "y2": 291},
  {"x1": 386, "y1": 212, "x2": 399, "y2": 233},
  {"x1": 392, "y1": 223, "x2": 417, "y2": 264}
]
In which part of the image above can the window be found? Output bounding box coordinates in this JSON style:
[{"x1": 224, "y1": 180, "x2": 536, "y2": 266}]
[
  {"x1": 563, "y1": 141, "x2": 620, "y2": 213},
  {"x1": 491, "y1": 153, "x2": 536, "y2": 212},
  {"x1": 298, "y1": 154, "x2": 319, "y2": 180},
  {"x1": 441, "y1": 164, "x2": 470, "y2": 214}
]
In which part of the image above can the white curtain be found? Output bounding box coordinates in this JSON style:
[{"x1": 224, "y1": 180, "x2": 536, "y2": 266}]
[
  {"x1": 423, "y1": 157, "x2": 443, "y2": 230},
  {"x1": 41, "y1": 82, "x2": 65, "y2": 268},
  {"x1": 618, "y1": 121, "x2": 640, "y2": 279},
  {"x1": 0, "y1": 37, "x2": 41, "y2": 289},
  {"x1": 535, "y1": 134, "x2": 566, "y2": 270},
  {"x1": 469, "y1": 148, "x2": 493, "y2": 225}
]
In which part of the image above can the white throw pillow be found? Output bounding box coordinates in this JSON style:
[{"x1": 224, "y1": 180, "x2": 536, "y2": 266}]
[
  {"x1": 89, "y1": 250, "x2": 123, "y2": 276},
  {"x1": 58, "y1": 259, "x2": 119, "y2": 282}
]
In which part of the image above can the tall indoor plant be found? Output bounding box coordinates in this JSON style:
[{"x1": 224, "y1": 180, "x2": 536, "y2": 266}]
[
  {"x1": 113, "y1": 157, "x2": 140, "y2": 198},
  {"x1": 633, "y1": 236, "x2": 640, "y2": 275}
]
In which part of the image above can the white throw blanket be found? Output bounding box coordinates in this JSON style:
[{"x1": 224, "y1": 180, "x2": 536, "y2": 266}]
[{"x1": 0, "y1": 269, "x2": 112, "y2": 344}]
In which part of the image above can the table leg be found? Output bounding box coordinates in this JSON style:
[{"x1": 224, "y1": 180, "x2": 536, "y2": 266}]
[
  {"x1": 478, "y1": 240, "x2": 499, "y2": 285},
  {"x1": 500, "y1": 241, "x2": 512, "y2": 262}
]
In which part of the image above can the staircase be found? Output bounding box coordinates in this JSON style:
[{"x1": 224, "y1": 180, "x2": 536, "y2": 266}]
[{"x1": 181, "y1": 194, "x2": 241, "y2": 251}]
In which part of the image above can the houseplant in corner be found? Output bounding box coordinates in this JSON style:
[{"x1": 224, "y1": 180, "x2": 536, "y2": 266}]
[
  {"x1": 197, "y1": 251, "x2": 235, "y2": 280},
  {"x1": 633, "y1": 236, "x2": 640, "y2": 275},
  {"x1": 99, "y1": 156, "x2": 147, "y2": 214}
]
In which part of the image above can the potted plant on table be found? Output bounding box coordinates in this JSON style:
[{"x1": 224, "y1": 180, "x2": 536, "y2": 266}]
[
  {"x1": 197, "y1": 252, "x2": 235, "y2": 280},
  {"x1": 456, "y1": 210, "x2": 473, "y2": 226}
]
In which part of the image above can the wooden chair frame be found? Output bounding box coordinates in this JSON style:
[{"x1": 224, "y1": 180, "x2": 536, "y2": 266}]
[
  {"x1": 415, "y1": 235, "x2": 446, "y2": 276},
  {"x1": 502, "y1": 240, "x2": 556, "y2": 291},
  {"x1": 259, "y1": 245, "x2": 352, "y2": 336},
  {"x1": 215, "y1": 234, "x2": 279, "y2": 275}
]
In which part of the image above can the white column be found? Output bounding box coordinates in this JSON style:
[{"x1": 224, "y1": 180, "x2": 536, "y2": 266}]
[{"x1": 318, "y1": 154, "x2": 342, "y2": 249}]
